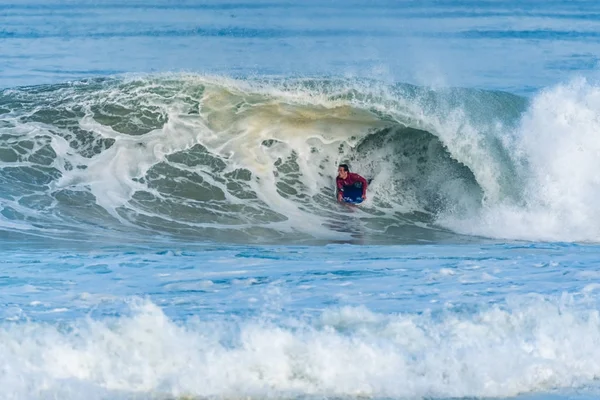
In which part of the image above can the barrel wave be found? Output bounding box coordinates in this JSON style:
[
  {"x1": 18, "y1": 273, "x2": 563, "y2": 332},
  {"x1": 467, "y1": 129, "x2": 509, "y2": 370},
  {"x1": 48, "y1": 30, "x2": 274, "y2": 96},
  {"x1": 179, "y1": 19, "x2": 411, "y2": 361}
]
[{"x1": 1, "y1": 75, "x2": 598, "y2": 244}]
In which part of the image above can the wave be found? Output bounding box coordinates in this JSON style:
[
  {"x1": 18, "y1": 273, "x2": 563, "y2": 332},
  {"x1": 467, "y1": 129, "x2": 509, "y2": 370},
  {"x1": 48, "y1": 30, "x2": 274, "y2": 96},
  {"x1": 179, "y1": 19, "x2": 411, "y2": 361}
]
[
  {"x1": 0, "y1": 74, "x2": 598, "y2": 244},
  {"x1": 2, "y1": 297, "x2": 600, "y2": 399}
]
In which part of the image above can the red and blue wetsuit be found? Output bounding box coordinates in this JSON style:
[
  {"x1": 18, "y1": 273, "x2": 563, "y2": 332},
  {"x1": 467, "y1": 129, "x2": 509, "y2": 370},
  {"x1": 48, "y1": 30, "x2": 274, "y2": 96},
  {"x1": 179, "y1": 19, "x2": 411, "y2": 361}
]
[{"x1": 336, "y1": 173, "x2": 368, "y2": 198}]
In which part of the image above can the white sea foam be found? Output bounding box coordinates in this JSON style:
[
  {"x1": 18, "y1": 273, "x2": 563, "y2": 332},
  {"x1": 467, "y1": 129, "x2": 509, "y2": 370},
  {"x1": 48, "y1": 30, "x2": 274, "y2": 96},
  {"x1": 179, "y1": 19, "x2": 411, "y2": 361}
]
[
  {"x1": 1, "y1": 297, "x2": 600, "y2": 399},
  {"x1": 442, "y1": 78, "x2": 600, "y2": 242}
]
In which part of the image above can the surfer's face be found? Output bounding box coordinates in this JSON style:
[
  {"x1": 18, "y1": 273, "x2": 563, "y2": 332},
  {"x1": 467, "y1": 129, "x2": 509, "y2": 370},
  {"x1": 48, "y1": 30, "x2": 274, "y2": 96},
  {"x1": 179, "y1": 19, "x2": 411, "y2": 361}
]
[{"x1": 338, "y1": 167, "x2": 348, "y2": 179}]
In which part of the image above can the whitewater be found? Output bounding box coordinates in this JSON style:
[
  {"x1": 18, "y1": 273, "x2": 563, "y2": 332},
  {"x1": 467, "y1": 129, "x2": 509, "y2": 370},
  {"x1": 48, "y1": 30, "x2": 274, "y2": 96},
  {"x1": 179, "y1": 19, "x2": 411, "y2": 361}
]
[{"x1": 2, "y1": 1, "x2": 600, "y2": 399}]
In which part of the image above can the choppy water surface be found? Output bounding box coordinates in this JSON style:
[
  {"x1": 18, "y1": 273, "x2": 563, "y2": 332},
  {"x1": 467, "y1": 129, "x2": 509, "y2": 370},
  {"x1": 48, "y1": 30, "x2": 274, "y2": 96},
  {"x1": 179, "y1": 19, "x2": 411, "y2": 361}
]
[{"x1": 2, "y1": 1, "x2": 600, "y2": 399}]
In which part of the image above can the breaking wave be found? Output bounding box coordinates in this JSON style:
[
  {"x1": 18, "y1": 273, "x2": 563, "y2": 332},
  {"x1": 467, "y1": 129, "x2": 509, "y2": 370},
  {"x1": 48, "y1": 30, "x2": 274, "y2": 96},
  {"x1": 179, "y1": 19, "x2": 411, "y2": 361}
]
[{"x1": 0, "y1": 74, "x2": 598, "y2": 244}]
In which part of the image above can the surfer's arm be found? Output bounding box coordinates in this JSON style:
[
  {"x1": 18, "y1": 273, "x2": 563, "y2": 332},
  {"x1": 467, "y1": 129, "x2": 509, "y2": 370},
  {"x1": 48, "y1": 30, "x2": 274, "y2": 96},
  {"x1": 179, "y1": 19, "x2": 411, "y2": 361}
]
[{"x1": 336, "y1": 178, "x2": 343, "y2": 201}]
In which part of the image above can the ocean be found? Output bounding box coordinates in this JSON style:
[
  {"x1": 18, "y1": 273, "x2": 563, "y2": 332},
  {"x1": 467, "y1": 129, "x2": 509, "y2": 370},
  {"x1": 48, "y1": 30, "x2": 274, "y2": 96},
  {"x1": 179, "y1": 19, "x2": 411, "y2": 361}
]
[{"x1": 2, "y1": 1, "x2": 600, "y2": 399}]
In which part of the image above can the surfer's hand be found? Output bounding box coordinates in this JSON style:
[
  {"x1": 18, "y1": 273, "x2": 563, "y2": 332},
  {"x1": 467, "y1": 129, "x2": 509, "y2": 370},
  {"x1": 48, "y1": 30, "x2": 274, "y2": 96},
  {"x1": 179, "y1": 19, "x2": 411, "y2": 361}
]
[
  {"x1": 362, "y1": 194, "x2": 367, "y2": 200},
  {"x1": 337, "y1": 193, "x2": 343, "y2": 202}
]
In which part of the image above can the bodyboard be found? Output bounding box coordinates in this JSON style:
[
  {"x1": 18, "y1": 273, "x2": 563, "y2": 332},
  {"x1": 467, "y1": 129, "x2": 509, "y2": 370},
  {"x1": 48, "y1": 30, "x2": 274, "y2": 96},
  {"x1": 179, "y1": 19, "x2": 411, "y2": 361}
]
[{"x1": 339, "y1": 184, "x2": 364, "y2": 204}]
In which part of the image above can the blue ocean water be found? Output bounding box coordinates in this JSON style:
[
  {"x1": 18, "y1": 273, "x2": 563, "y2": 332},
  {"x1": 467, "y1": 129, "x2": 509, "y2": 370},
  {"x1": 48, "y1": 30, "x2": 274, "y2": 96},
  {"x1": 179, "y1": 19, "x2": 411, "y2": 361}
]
[{"x1": 2, "y1": 1, "x2": 600, "y2": 399}]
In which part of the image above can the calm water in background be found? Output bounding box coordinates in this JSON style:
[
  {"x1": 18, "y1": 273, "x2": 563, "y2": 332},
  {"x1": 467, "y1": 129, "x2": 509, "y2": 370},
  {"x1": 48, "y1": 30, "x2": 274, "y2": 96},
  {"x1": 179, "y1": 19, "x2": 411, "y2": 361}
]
[{"x1": 2, "y1": 1, "x2": 600, "y2": 399}]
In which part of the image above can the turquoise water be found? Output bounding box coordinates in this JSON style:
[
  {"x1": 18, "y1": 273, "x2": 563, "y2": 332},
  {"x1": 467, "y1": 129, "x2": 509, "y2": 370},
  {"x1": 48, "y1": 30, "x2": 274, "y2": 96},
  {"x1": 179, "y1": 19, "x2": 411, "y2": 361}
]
[{"x1": 2, "y1": 1, "x2": 600, "y2": 399}]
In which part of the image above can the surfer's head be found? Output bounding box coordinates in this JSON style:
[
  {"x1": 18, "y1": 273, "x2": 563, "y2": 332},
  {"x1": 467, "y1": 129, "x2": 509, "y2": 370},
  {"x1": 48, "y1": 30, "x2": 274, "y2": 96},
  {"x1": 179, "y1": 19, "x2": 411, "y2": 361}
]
[{"x1": 338, "y1": 164, "x2": 349, "y2": 179}]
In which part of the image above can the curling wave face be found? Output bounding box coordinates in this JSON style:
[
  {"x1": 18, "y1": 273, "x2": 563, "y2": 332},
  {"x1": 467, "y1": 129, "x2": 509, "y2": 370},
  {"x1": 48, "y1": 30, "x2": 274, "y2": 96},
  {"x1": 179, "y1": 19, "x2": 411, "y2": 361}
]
[{"x1": 1, "y1": 74, "x2": 599, "y2": 244}]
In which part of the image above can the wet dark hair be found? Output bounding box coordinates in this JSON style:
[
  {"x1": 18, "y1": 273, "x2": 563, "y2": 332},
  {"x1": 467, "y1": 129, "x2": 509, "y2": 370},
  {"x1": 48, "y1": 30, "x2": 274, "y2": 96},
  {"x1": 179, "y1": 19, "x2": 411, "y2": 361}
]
[{"x1": 338, "y1": 164, "x2": 349, "y2": 172}]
